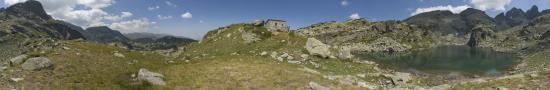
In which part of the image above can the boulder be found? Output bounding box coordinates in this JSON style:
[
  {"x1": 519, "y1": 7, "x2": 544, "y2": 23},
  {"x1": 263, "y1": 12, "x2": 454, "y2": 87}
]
[
  {"x1": 21, "y1": 57, "x2": 53, "y2": 70},
  {"x1": 9, "y1": 54, "x2": 28, "y2": 65},
  {"x1": 270, "y1": 52, "x2": 278, "y2": 59},
  {"x1": 308, "y1": 82, "x2": 329, "y2": 90},
  {"x1": 383, "y1": 72, "x2": 412, "y2": 86},
  {"x1": 260, "y1": 51, "x2": 268, "y2": 56},
  {"x1": 10, "y1": 78, "x2": 24, "y2": 82},
  {"x1": 305, "y1": 38, "x2": 332, "y2": 58},
  {"x1": 239, "y1": 29, "x2": 261, "y2": 43},
  {"x1": 336, "y1": 46, "x2": 353, "y2": 59},
  {"x1": 300, "y1": 54, "x2": 309, "y2": 60},
  {"x1": 253, "y1": 20, "x2": 264, "y2": 26},
  {"x1": 138, "y1": 68, "x2": 166, "y2": 86},
  {"x1": 114, "y1": 53, "x2": 125, "y2": 58}
]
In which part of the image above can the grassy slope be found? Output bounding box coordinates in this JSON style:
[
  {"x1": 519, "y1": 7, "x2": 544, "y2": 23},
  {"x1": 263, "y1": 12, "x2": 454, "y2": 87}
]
[
  {"x1": 155, "y1": 24, "x2": 377, "y2": 89},
  {"x1": 3, "y1": 24, "x2": 374, "y2": 89},
  {"x1": 3, "y1": 41, "x2": 170, "y2": 89}
]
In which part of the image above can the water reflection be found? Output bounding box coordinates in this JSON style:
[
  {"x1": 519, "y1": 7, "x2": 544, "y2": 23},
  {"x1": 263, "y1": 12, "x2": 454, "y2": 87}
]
[{"x1": 356, "y1": 45, "x2": 518, "y2": 76}]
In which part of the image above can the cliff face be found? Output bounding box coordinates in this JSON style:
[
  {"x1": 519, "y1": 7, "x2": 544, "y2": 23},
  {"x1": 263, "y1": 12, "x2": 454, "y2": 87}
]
[
  {"x1": 0, "y1": 0, "x2": 85, "y2": 40},
  {"x1": 296, "y1": 6, "x2": 550, "y2": 53}
]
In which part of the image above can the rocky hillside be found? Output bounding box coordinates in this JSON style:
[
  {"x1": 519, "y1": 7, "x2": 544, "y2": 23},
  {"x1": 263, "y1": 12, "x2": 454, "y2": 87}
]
[
  {"x1": 124, "y1": 32, "x2": 197, "y2": 50},
  {"x1": 0, "y1": 0, "x2": 84, "y2": 40},
  {"x1": 1, "y1": 0, "x2": 550, "y2": 90},
  {"x1": 83, "y1": 26, "x2": 130, "y2": 44},
  {"x1": 405, "y1": 8, "x2": 494, "y2": 35},
  {"x1": 297, "y1": 19, "x2": 456, "y2": 52},
  {"x1": 130, "y1": 36, "x2": 197, "y2": 50}
]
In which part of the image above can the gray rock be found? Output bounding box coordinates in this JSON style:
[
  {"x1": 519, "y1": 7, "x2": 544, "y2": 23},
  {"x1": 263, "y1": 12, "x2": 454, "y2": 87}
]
[
  {"x1": 287, "y1": 60, "x2": 301, "y2": 64},
  {"x1": 138, "y1": 68, "x2": 166, "y2": 86},
  {"x1": 496, "y1": 87, "x2": 509, "y2": 90},
  {"x1": 270, "y1": 52, "x2": 278, "y2": 59},
  {"x1": 10, "y1": 78, "x2": 24, "y2": 82},
  {"x1": 9, "y1": 55, "x2": 28, "y2": 65},
  {"x1": 21, "y1": 57, "x2": 53, "y2": 70},
  {"x1": 305, "y1": 38, "x2": 332, "y2": 58},
  {"x1": 426, "y1": 84, "x2": 451, "y2": 90},
  {"x1": 287, "y1": 55, "x2": 294, "y2": 60},
  {"x1": 346, "y1": 37, "x2": 412, "y2": 52},
  {"x1": 0, "y1": 66, "x2": 7, "y2": 72},
  {"x1": 336, "y1": 46, "x2": 353, "y2": 59},
  {"x1": 383, "y1": 72, "x2": 412, "y2": 86},
  {"x1": 280, "y1": 53, "x2": 289, "y2": 58},
  {"x1": 260, "y1": 51, "x2": 268, "y2": 56},
  {"x1": 276, "y1": 57, "x2": 284, "y2": 62},
  {"x1": 301, "y1": 54, "x2": 309, "y2": 60},
  {"x1": 239, "y1": 29, "x2": 261, "y2": 43},
  {"x1": 308, "y1": 82, "x2": 329, "y2": 90},
  {"x1": 114, "y1": 53, "x2": 125, "y2": 58},
  {"x1": 62, "y1": 46, "x2": 70, "y2": 50}
]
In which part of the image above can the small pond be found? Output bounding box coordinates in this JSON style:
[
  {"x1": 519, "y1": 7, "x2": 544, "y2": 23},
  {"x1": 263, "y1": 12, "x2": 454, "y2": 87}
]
[{"x1": 356, "y1": 45, "x2": 519, "y2": 76}]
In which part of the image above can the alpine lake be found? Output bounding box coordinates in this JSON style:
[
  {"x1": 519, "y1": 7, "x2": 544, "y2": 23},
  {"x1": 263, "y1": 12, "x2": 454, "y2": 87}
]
[{"x1": 356, "y1": 45, "x2": 520, "y2": 77}]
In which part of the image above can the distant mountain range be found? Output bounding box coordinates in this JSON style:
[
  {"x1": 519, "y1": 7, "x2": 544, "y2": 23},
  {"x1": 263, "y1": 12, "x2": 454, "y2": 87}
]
[{"x1": 0, "y1": 0, "x2": 196, "y2": 50}]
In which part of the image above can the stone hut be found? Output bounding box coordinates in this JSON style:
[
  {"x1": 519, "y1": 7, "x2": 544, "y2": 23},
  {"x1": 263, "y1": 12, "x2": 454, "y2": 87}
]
[{"x1": 264, "y1": 19, "x2": 289, "y2": 33}]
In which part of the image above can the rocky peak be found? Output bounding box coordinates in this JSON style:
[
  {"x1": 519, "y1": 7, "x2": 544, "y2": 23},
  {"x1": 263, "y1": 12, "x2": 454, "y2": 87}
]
[
  {"x1": 4, "y1": 0, "x2": 52, "y2": 20},
  {"x1": 506, "y1": 7, "x2": 527, "y2": 19},
  {"x1": 459, "y1": 8, "x2": 485, "y2": 16},
  {"x1": 85, "y1": 26, "x2": 130, "y2": 44},
  {"x1": 526, "y1": 5, "x2": 540, "y2": 19},
  {"x1": 86, "y1": 26, "x2": 113, "y2": 32},
  {"x1": 541, "y1": 9, "x2": 550, "y2": 15},
  {"x1": 460, "y1": 8, "x2": 495, "y2": 26},
  {"x1": 495, "y1": 13, "x2": 506, "y2": 20}
]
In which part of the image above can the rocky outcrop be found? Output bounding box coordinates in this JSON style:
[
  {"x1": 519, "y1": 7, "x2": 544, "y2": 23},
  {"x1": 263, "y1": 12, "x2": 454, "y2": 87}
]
[
  {"x1": 3, "y1": 0, "x2": 52, "y2": 20},
  {"x1": 460, "y1": 8, "x2": 495, "y2": 30},
  {"x1": 405, "y1": 10, "x2": 468, "y2": 34},
  {"x1": 84, "y1": 26, "x2": 130, "y2": 43},
  {"x1": 406, "y1": 8, "x2": 495, "y2": 35},
  {"x1": 239, "y1": 28, "x2": 261, "y2": 43},
  {"x1": 335, "y1": 46, "x2": 353, "y2": 59},
  {"x1": 21, "y1": 57, "x2": 53, "y2": 70},
  {"x1": 137, "y1": 68, "x2": 166, "y2": 86},
  {"x1": 467, "y1": 26, "x2": 497, "y2": 47},
  {"x1": 307, "y1": 82, "x2": 329, "y2": 90},
  {"x1": 9, "y1": 54, "x2": 28, "y2": 65},
  {"x1": 0, "y1": 0, "x2": 85, "y2": 40},
  {"x1": 344, "y1": 37, "x2": 412, "y2": 52},
  {"x1": 130, "y1": 35, "x2": 196, "y2": 50},
  {"x1": 526, "y1": 6, "x2": 541, "y2": 20},
  {"x1": 305, "y1": 38, "x2": 332, "y2": 58}
]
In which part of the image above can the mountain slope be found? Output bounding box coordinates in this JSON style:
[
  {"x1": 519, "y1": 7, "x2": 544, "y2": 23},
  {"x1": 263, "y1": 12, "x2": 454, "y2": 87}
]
[{"x1": 0, "y1": 0, "x2": 84, "y2": 40}]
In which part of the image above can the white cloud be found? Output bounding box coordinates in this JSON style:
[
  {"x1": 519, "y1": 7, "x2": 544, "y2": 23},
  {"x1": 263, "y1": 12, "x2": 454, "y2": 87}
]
[
  {"x1": 471, "y1": 0, "x2": 511, "y2": 11},
  {"x1": 4, "y1": 0, "x2": 26, "y2": 5},
  {"x1": 3, "y1": 0, "x2": 120, "y2": 27},
  {"x1": 157, "y1": 15, "x2": 173, "y2": 20},
  {"x1": 341, "y1": 0, "x2": 348, "y2": 6},
  {"x1": 147, "y1": 6, "x2": 160, "y2": 11},
  {"x1": 349, "y1": 13, "x2": 361, "y2": 19},
  {"x1": 104, "y1": 12, "x2": 133, "y2": 21},
  {"x1": 181, "y1": 12, "x2": 192, "y2": 19},
  {"x1": 411, "y1": 5, "x2": 471, "y2": 16},
  {"x1": 165, "y1": 1, "x2": 177, "y2": 7},
  {"x1": 2, "y1": 0, "x2": 157, "y2": 33},
  {"x1": 109, "y1": 18, "x2": 153, "y2": 33}
]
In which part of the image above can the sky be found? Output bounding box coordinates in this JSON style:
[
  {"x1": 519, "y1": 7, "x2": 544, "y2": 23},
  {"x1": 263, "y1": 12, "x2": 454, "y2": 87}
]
[{"x1": 1, "y1": 0, "x2": 549, "y2": 39}]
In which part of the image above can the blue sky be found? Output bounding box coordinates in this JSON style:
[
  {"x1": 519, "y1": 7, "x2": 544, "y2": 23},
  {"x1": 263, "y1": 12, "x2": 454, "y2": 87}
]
[{"x1": 1, "y1": 0, "x2": 550, "y2": 39}]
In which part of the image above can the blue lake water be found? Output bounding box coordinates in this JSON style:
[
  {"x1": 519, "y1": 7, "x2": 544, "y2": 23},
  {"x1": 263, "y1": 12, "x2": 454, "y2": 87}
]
[{"x1": 356, "y1": 45, "x2": 519, "y2": 76}]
